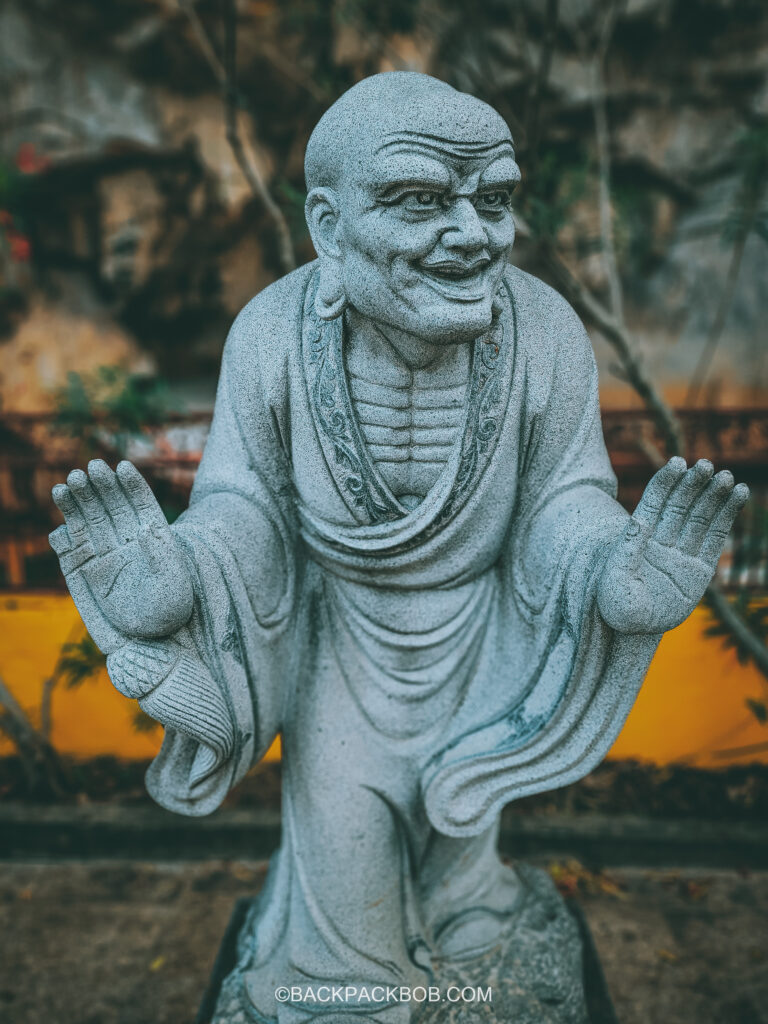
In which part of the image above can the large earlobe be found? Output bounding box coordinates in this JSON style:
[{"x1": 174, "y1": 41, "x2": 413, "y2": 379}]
[{"x1": 315, "y1": 261, "x2": 348, "y2": 321}]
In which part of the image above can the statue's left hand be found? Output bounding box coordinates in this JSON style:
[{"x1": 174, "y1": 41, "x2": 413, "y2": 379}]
[{"x1": 597, "y1": 457, "x2": 749, "y2": 635}]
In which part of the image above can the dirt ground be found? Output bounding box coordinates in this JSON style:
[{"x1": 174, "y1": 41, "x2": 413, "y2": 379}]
[{"x1": 1, "y1": 860, "x2": 766, "y2": 1024}]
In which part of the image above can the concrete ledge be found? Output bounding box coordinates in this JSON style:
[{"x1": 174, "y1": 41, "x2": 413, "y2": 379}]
[
  {"x1": 2, "y1": 804, "x2": 767, "y2": 867},
  {"x1": 0, "y1": 804, "x2": 281, "y2": 862},
  {"x1": 500, "y1": 811, "x2": 768, "y2": 868}
]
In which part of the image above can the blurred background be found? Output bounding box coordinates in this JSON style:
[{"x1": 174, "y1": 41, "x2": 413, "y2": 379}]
[
  {"x1": 2, "y1": 0, "x2": 768, "y2": 787},
  {"x1": 1, "y1": 3, "x2": 768, "y2": 1023}
]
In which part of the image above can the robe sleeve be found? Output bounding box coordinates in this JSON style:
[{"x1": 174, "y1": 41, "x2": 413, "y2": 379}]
[
  {"x1": 106, "y1": 292, "x2": 299, "y2": 816},
  {"x1": 423, "y1": 279, "x2": 663, "y2": 838}
]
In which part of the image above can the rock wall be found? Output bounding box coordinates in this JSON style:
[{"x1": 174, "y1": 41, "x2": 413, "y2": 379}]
[{"x1": 1, "y1": 0, "x2": 766, "y2": 412}]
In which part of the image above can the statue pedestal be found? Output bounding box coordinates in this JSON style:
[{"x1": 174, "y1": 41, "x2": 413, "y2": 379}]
[{"x1": 195, "y1": 867, "x2": 620, "y2": 1024}]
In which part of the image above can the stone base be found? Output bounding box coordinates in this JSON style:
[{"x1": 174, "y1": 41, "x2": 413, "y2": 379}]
[{"x1": 196, "y1": 866, "x2": 619, "y2": 1024}]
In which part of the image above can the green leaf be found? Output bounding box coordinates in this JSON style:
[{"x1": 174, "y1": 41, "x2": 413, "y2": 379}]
[
  {"x1": 54, "y1": 635, "x2": 106, "y2": 689},
  {"x1": 53, "y1": 366, "x2": 174, "y2": 453},
  {"x1": 132, "y1": 706, "x2": 160, "y2": 733},
  {"x1": 702, "y1": 589, "x2": 768, "y2": 673},
  {"x1": 746, "y1": 699, "x2": 768, "y2": 724}
]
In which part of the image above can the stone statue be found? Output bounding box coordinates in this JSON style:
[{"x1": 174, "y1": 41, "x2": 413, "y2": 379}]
[{"x1": 49, "y1": 73, "x2": 748, "y2": 1023}]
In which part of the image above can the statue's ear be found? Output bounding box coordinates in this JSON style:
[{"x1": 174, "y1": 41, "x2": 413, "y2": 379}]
[
  {"x1": 305, "y1": 188, "x2": 347, "y2": 320},
  {"x1": 305, "y1": 188, "x2": 342, "y2": 260}
]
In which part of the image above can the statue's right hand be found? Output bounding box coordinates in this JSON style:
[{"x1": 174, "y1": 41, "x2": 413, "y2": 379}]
[{"x1": 50, "y1": 460, "x2": 194, "y2": 649}]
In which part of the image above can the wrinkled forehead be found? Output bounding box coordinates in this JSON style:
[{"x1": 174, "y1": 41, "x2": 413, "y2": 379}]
[
  {"x1": 376, "y1": 86, "x2": 512, "y2": 148},
  {"x1": 343, "y1": 132, "x2": 516, "y2": 201},
  {"x1": 376, "y1": 132, "x2": 513, "y2": 160},
  {"x1": 350, "y1": 91, "x2": 513, "y2": 176},
  {"x1": 304, "y1": 73, "x2": 517, "y2": 191},
  {"x1": 365, "y1": 132, "x2": 519, "y2": 192}
]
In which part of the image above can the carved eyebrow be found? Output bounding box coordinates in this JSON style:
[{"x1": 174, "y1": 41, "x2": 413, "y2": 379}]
[
  {"x1": 368, "y1": 154, "x2": 453, "y2": 195},
  {"x1": 374, "y1": 180, "x2": 519, "y2": 206},
  {"x1": 374, "y1": 177, "x2": 452, "y2": 200},
  {"x1": 378, "y1": 133, "x2": 515, "y2": 159},
  {"x1": 472, "y1": 179, "x2": 519, "y2": 196},
  {"x1": 478, "y1": 159, "x2": 522, "y2": 190}
]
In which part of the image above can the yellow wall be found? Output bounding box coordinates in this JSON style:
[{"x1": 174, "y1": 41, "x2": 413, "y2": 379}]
[
  {"x1": 1, "y1": 593, "x2": 766, "y2": 768},
  {"x1": 0, "y1": 593, "x2": 280, "y2": 763}
]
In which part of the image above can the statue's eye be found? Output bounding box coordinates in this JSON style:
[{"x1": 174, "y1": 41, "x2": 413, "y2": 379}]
[
  {"x1": 401, "y1": 191, "x2": 442, "y2": 211},
  {"x1": 476, "y1": 190, "x2": 512, "y2": 211}
]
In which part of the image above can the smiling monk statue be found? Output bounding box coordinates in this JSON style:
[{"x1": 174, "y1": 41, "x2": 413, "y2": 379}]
[{"x1": 50, "y1": 73, "x2": 748, "y2": 1023}]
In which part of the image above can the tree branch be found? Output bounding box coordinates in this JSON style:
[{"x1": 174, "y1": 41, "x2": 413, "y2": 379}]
[
  {"x1": 40, "y1": 676, "x2": 55, "y2": 741},
  {"x1": 707, "y1": 584, "x2": 768, "y2": 679},
  {"x1": 177, "y1": 0, "x2": 297, "y2": 275},
  {"x1": 590, "y1": 0, "x2": 624, "y2": 322},
  {"x1": 523, "y1": 0, "x2": 686, "y2": 458},
  {"x1": 0, "y1": 673, "x2": 66, "y2": 794},
  {"x1": 525, "y1": 0, "x2": 559, "y2": 172},
  {"x1": 223, "y1": 0, "x2": 296, "y2": 276},
  {"x1": 561, "y1": 7, "x2": 768, "y2": 689},
  {"x1": 177, "y1": 0, "x2": 226, "y2": 84},
  {"x1": 685, "y1": 200, "x2": 757, "y2": 406},
  {"x1": 542, "y1": 243, "x2": 686, "y2": 457},
  {"x1": 0, "y1": 673, "x2": 41, "y2": 735}
]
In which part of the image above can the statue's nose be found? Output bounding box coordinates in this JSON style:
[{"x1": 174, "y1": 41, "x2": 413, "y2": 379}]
[{"x1": 442, "y1": 198, "x2": 487, "y2": 253}]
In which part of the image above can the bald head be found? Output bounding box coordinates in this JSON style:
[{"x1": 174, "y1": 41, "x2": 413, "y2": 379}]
[
  {"x1": 305, "y1": 72, "x2": 515, "y2": 192},
  {"x1": 304, "y1": 73, "x2": 519, "y2": 345}
]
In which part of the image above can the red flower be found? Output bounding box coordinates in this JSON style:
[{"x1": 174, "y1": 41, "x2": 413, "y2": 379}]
[
  {"x1": 15, "y1": 143, "x2": 50, "y2": 175},
  {"x1": 9, "y1": 234, "x2": 31, "y2": 262},
  {"x1": 0, "y1": 210, "x2": 12, "y2": 227}
]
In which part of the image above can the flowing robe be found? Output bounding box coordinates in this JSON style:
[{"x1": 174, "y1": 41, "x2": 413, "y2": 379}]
[{"x1": 109, "y1": 260, "x2": 662, "y2": 1016}]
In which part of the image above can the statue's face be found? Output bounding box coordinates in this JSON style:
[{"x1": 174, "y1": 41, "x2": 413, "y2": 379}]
[{"x1": 336, "y1": 137, "x2": 519, "y2": 344}]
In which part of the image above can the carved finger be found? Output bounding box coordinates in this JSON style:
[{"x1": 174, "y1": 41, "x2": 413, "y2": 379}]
[
  {"x1": 116, "y1": 461, "x2": 167, "y2": 532},
  {"x1": 88, "y1": 459, "x2": 139, "y2": 544},
  {"x1": 48, "y1": 523, "x2": 72, "y2": 556},
  {"x1": 52, "y1": 484, "x2": 89, "y2": 545},
  {"x1": 699, "y1": 482, "x2": 750, "y2": 566},
  {"x1": 654, "y1": 459, "x2": 714, "y2": 547},
  {"x1": 677, "y1": 470, "x2": 734, "y2": 555},
  {"x1": 49, "y1": 525, "x2": 96, "y2": 575},
  {"x1": 57, "y1": 559, "x2": 125, "y2": 655},
  {"x1": 67, "y1": 469, "x2": 119, "y2": 556},
  {"x1": 632, "y1": 456, "x2": 688, "y2": 531}
]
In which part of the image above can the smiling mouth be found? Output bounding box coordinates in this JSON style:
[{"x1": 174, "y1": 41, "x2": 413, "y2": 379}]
[{"x1": 417, "y1": 259, "x2": 491, "y2": 301}]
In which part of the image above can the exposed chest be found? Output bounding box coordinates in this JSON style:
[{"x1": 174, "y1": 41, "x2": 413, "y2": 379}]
[{"x1": 348, "y1": 368, "x2": 468, "y2": 509}]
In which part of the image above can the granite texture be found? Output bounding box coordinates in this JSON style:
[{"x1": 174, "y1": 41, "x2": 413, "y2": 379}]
[
  {"x1": 50, "y1": 73, "x2": 748, "y2": 1023},
  {"x1": 210, "y1": 866, "x2": 590, "y2": 1024}
]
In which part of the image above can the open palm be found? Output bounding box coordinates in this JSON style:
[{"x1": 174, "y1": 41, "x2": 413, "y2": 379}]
[
  {"x1": 50, "y1": 460, "x2": 194, "y2": 651},
  {"x1": 598, "y1": 457, "x2": 749, "y2": 635}
]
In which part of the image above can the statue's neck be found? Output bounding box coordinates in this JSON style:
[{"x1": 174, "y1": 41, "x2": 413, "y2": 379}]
[
  {"x1": 343, "y1": 309, "x2": 471, "y2": 392},
  {"x1": 344, "y1": 309, "x2": 463, "y2": 372}
]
